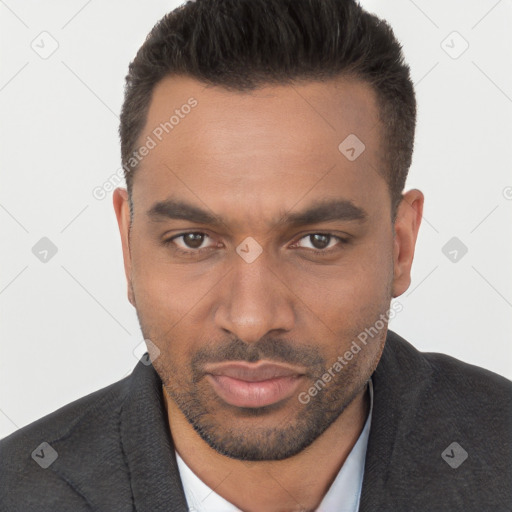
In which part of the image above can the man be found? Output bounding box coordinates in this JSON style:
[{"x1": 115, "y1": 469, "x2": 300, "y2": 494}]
[{"x1": 1, "y1": 0, "x2": 511, "y2": 511}]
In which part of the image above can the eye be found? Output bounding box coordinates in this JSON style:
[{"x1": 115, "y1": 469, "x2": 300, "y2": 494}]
[
  {"x1": 166, "y1": 232, "x2": 216, "y2": 252},
  {"x1": 294, "y1": 233, "x2": 347, "y2": 251}
]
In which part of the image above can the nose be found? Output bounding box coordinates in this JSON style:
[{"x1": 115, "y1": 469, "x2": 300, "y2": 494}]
[{"x1": 214, "y1": 251, "x2": 295, "y2": 344}]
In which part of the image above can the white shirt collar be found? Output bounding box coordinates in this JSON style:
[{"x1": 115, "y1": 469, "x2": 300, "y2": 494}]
[{"x1": 175, "y1": 378, "x2": 373, "y2": 512}]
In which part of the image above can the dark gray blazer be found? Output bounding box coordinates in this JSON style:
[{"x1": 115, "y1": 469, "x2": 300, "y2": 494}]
[{"x1": 1, "y1": 330, "x2": 511, "y2": 511}]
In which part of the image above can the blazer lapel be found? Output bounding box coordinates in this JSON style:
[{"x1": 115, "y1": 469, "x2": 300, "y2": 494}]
[
  {"x1": 119, "y1": 361, "x2": 190, "y2": 511},
  {"x1": 46, "y1": 361, "x2": 189, "y2": 511},
  {"x1": 358, "y1": 330, "x2": 433, "y2": 511}
]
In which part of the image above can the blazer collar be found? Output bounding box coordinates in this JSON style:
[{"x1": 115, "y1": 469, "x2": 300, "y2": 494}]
[
  {"x1": 119, "y1": 360, "x2": 189, "y2": 511},
  {"x1": 48, "y1": 359, "x2": 189, "y2": 511},
  {"x1": 358, "y1": 329, "x2": 433, "y2": 511}
]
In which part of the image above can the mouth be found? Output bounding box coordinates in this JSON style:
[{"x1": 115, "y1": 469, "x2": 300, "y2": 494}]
[{"x1": 205, "y1": 361, "x2": 305, "y2": 408}]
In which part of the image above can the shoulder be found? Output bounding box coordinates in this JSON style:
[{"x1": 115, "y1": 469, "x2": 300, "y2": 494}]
[
  {"x1": 363, "y1": 330, "x2": 512, "y2": 509},
  {"x1": 385, "y1": 329, "x2": 512, "y2": 399},
  {"x1": 0, "y1": 372, "x2": 131, "y2": 453},
  {"x1": 0, "y1": 373, "x2": 132, "y2": 510},
  {"x1": 378, "y1": 330, "x2": 512, "y2": 459},
  {"x1": 423, "y1": 344, "x2": 512, "y2": 398}
]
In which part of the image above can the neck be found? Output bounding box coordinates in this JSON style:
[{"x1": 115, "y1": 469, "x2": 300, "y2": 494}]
[{"x1": 163, "y1": 382, "x2": 370, "y2": 512}]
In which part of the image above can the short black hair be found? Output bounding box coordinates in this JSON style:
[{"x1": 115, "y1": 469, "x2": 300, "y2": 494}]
[{"x1": 120, "y1": 0, "x2": 416, "y2": 219}]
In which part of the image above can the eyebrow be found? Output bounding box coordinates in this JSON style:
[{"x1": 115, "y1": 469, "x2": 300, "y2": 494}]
[
  {"x1": 146, "y1": 198, "x2": 368, "y2": 228},
  {"x1": 282, "y1": 199, "x2": 367, "y2": 226},
  {"x1": 148, "y1": 199, "x2": 218, "y2": 225}
]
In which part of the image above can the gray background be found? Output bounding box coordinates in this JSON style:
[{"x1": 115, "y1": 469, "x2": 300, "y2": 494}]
[{"x1": 1, "y1": 0, "x2": 511, "y2": 439}]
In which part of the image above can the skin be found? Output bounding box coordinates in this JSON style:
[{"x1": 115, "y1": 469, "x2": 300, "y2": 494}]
[{"x1": 113, "y1": 75, "x2": 423, "y2": 512}]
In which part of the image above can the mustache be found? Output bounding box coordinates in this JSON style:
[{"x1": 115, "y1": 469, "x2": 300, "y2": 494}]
[{"x1": 191, "y1": 336, "x2": 325, "y2": 379}]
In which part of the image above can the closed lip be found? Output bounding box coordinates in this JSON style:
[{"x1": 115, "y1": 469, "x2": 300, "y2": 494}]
[{"x1": 204, "y1": 361, "x2": 305, "y2": 381}]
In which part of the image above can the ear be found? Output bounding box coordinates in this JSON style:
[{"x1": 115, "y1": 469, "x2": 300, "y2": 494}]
[
  {"x1": 392, "y1": 189, "x2": 424, "y2": 297},
  {"x1": 113, "y1": 187, "x2": 135, "y2": 307}
]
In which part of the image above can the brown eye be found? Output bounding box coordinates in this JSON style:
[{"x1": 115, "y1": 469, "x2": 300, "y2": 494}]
[
  {"x1": 297, "y1": 233, "x2": 340, "y2": 251},
  {"x1": 309, "y1": 234, "x2": 330, "y2": 249},
  {"x1": 169, "y1": 232, "x2": 213, "y2": 251},
  {"x1": 182, "y1": 233, "x2": 206, "y2": 249}
]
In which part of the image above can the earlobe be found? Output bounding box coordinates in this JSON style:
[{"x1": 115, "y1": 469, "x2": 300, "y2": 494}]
[
  {"x1": 113, "y1": 188, "x2": 135, "y2": 307},
  {"x1": 391, "y1": 189, "x2": 424, "y2": 298}
]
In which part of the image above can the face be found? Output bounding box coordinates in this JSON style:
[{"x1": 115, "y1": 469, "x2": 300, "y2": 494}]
[{"x1": 114, "y1": 75, "x2": 423, "y2": 461}]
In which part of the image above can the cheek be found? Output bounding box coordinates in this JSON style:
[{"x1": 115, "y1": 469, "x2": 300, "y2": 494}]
[
  {"x1": 129, "y1": 239, "x2": 217, "y2": 345},
  {"x1": 290, "y1": 236, "x2": 394, "y2": 325}
]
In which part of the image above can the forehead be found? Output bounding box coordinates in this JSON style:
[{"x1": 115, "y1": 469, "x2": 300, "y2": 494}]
[{"x1": 131, "y1": 75, "x2": 388, "y2": 226}]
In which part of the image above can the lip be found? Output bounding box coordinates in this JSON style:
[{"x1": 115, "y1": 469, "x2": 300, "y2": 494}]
[{"x1": 205, "y1": 362, "x2": 305, "y2": 408}]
